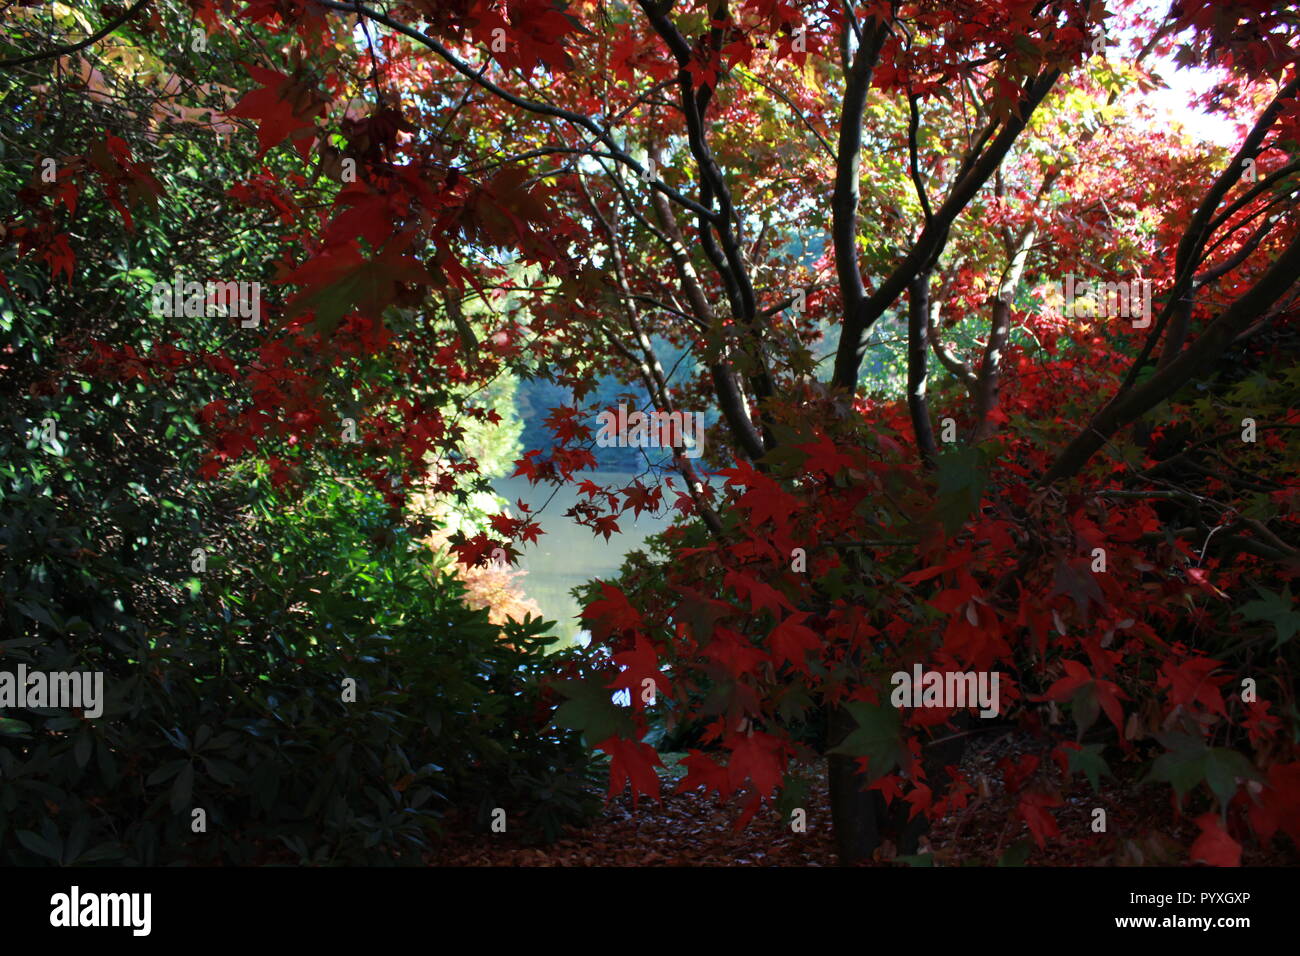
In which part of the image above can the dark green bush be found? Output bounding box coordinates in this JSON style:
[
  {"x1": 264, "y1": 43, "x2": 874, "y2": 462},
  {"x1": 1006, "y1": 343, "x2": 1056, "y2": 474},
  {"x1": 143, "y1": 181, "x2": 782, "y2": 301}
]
[{"x1": 0, "y1": 461, "x2": 600, "y2": 865}]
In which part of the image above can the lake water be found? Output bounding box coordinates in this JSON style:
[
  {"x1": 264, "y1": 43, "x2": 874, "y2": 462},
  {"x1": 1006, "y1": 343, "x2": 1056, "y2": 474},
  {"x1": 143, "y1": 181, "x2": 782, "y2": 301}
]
[{"x1": 492, "y1": 472, "x2": 676, "y2": 647}]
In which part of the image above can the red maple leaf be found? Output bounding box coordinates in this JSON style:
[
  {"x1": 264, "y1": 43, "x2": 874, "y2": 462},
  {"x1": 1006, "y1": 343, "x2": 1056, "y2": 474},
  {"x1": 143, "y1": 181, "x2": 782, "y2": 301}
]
[
  {"x1": 227, "y1": 65, "x2": 327, "y2": 160},
  {"x1": 1037, "y1": 659, "x2": 1127, "y2": 733},
  {"x1": 725, "y1": 570, "x2": 794, "y2": 617},
  {"x1": 591, "y1": 513, "x2": 621, "y2": 541},
  {"x1": 1246, "y1": 761, "x2": 1300, "y2": 844},
  {"x1": 703, "y1": 626, "x2": 768, "y2": 678},
  {"x1": 582, "y1": 582, "x2": 642, "y2": 635},
  {"x1": 542, "y1": 404, "x2": 590, "y2": 444},
  {"x1": 767, "y1": 612, "x2": 821, "y2": 672},
  {"x1": 899, "y1": 548, "x2": 973, "y2": 586},
  {"x1": 620, "y1": 480, "x2": 663, "y2": 519},
  {"x1": 597, "y1": 735, "x2": 661, "y2": 804},
  {"x1": 797, "y1": 432, "x2": 858, "y2": 478},
  {"x1": 725, "y1": 730, "x2": 786, "y2": 799},
  {"x1": 868, "y1": 773, "x2": 906, "y2": 806},
  {"x1": 606, "y1": 635, "x2": 672, "y2": 710},
  {"x1": 1017, "y1": 790, "x2": 1063, "y2": 849},
  {"x1": 283, "y1": 242, "x2": 431, "y2": 330},
  {"x1": 323, "y1": 183, "x2": 401, "y2": 250},
  {"x1": 677, "y1": 749, "x2": 732, "y2": 800},
  {"x1": 903, "y1": 782, "x2": 934, "y2": 821},
  {"x1": 718, "y1": 459, "x2": 800, "y2": 531},
  {"x1": 1190, "y1": 812, "x2": 1241, "y2": 867},
  {"x1": 1159, "y1": 656, "x2": 1228, "y2": 717},
  {"x1": 999, "y1": 754, "x2": 1040, "y2": 795}
]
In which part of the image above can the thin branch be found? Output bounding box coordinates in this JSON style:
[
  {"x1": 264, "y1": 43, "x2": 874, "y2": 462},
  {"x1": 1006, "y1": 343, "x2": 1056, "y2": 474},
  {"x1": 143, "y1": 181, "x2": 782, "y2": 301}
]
[
  {"x1": 0, "y1": 0, "x2": 151, "y2": 69},
  {"x1": 833, "y1": 69, "x2": 1061, "y2": 389},
  {"x1": 1044, "y1": 227, "x2": 1300, "y2": 484},
  {"x1": 309, "y1": 0, "x2": 717, "y2": 221},
  {"x1": 735, "y1": 65, "x2": 836, "y2": 162}
]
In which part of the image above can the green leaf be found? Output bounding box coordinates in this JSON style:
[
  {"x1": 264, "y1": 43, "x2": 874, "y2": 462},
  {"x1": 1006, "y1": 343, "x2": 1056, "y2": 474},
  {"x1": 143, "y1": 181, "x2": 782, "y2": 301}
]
[
  {"x1": 997, "y1": 839, "x2": 1032, "y2": 867},
  {"x1": 1239, "y1": 585, "x2": 1299, "y2": 648},
  {"x1": 827, "y1": 701, "x2": 905, "y2": 781},
  {"x1": 776, "y1": 683, "x2": 813, "y2": 724},
  {"x1": 1067, "y1": 743, "x2": 1112, "y2": 792},
  {"x1": 933, "y1": 446, "x2": 989, "y2": 534},
  {"x1": 1148, "y1": 733, "x2": 1209, "y2": 801},
  {"x1": 775, "y1": 771, "x2": 811, "y2": 823},
  {"x1": 146, "y1": 759, "x2": 185, "y2": 786},
  {"x1": 1071, "y1": 682, "x2": 1101, "y2": 737},
  {"x1": 1203, "y1": 747, "x2": 1261, "y2": 806},
  {"x1": 1148, "y1": 733, "x2": 1262, "y2": 805},
  {"x1": 74, "y1": 731, "x2": 93, "y2": 769},
  {"x1": 76, "y1": 843, "x2": 123, "y2": 864},
  {"x1": 0, "y1": 718, "x2": 33, "y2": 736},
  {"x1": 170, "y1": 762, "x2": 195, "y2": 812},
  {"x1": 17, "y1": 829, "x2": 61, "y2": 862},
  {"x1": 1052, "y1": 559, "x2": 1104, "y2": 622},
  {"x1": 673, "y1": 11, "x2": 709, "y2": 38},
  {"x1": 548, "y1": 677, "x2": 635, "y2": 744},
  {"x1": 13, "y1": 600, "x2": 62, "y2": 633},
  {"x1": 1012, "y1": 35, "x2": 1039, "y2": 57}
]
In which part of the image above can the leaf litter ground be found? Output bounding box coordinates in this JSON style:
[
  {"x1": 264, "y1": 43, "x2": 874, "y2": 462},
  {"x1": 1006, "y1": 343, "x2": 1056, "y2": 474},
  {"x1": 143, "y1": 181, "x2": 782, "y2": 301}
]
[{"x1": 429, "y1": 731, "x2": 1300, "y2": 866}]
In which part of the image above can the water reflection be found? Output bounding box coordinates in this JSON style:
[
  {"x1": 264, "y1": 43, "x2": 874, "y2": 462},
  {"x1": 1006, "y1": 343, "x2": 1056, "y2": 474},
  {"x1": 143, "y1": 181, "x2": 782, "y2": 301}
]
[{"x1": 492, "y1": 472, "x2": 674, "y2": 648}]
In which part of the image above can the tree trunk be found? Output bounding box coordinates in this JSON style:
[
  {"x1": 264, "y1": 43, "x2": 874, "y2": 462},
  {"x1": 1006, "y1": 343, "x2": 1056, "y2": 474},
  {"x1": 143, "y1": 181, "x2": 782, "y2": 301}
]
[
  {"x1": 826, "y1": 703, "x2": 886, "y2": 865},
  {"x1": 827, "y1": 705, "x2": 976, "y2": 862},
  {"x1": 893, "y1": 713, "x2": 976, "y2": 855}
]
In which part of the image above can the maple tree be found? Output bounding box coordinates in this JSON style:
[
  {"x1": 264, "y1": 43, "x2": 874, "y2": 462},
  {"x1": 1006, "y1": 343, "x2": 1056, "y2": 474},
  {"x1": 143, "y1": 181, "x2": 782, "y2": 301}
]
[{"x1": 4, "y1": 0, "x2": 1299, "y2": 867}]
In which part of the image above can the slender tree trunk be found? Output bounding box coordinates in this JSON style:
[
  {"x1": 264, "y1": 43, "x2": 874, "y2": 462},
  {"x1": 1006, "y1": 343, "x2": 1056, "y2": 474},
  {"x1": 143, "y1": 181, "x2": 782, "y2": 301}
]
[
  {"x1": 907, "y1": 272, "x2": 938, "y2": 465},
  {"x1": 826, "y1": 702, "x2": 886, "y2": 865},
  {"x1": 971, "y1": 295, "x2": 1012, "y2": 442}
]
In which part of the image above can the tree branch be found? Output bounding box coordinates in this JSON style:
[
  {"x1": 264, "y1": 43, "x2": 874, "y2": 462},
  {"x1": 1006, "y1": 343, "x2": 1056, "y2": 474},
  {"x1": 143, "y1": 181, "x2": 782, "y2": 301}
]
[
  {"x1": 0, "y1": 0, "x2": 151, "y2": 69},
  {"x1": 310, "y1": 0, "x2": 718, "y2": 221},
  {"x1": 1043, "y1": 227, "x2": 1300, "y2": 484},
  {"x1": 832, "y1": 69, "x2": 1061, "y2": 389}
]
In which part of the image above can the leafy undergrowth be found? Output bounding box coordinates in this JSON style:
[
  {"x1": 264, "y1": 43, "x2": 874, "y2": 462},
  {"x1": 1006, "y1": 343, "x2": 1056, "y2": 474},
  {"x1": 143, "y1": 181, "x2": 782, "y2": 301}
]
[{"x1": 429, "y1": 733, "x2": 1300, "y2": 867}]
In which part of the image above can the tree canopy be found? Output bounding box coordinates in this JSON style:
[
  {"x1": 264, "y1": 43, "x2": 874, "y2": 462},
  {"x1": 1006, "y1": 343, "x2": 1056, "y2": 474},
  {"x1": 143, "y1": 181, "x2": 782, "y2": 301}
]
[{"x1": 2, "y1": 0, "x2": 1299, "y2": 867}]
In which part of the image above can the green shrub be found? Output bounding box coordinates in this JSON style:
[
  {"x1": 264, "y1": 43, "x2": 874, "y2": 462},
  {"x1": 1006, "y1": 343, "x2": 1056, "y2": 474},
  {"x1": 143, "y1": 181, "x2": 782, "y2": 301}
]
[{"x1": 0, "y1": 443, "x2": 600, "y2": 864}]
